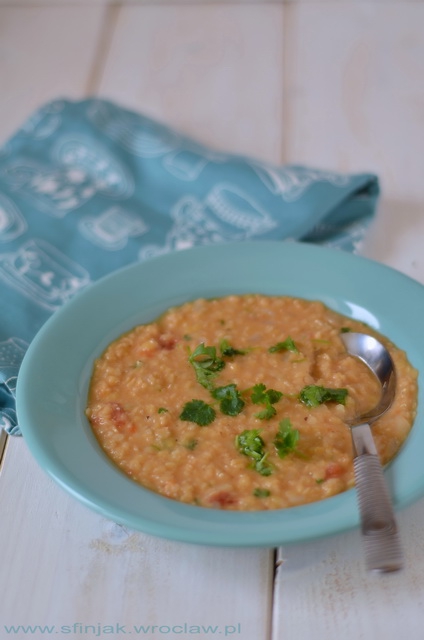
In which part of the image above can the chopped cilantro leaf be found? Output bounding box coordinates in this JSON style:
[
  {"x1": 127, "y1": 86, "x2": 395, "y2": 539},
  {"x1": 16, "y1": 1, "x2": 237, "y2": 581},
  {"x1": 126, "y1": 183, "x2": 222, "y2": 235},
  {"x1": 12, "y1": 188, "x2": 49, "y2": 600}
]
[
  {"x1": 299, "y1": 385, "x2": 348, "y2": 408},
  {"x1": 179, "y1": 400, "x2": 216, "y2": 426},
  {"x1": 268, "y1": 337, "x2": 298, "y2": 354},
  {"x1": 212, "y1": 384, "x2": 245, "y2": 416},
  {"x1": 236, "y1": 429, "x2": 273, "y2": 476},
  {"x1": 253, "y1": 488, "x2": 271, "y2": 498},
  {"x1": 157, "y1": 407, "x2": 168, "y2": 414},
  {"x1": 251, "y1": 383, "x2": 282, "y2": 405},
  {"x1": 255, "y1": 459, "x2": 272, "y2": 476},
  {"x1": 219, "y1": 339, "x2": 247, "y2": 357},
  {"x1": 274, "y1": 418, "x2": 300, "y2": 458},
  {"x1": 254, "y1": 405, "x2": 277, "y2": 420},
  {"x1": 188, "y1": 343, "x2": 225, "y2": 390},
  {"x1": 251, "y1": 383, "x2": 283, "y2": 420},
  {"x1": 190, "y1": 343, "x2": 224, "y2": 370},
  {"x1": 250, "y1": 383, "x2": 266, "y2": 403},
  {"x1": 265, "y1": 388, "x2": 282, "y2": 404}
]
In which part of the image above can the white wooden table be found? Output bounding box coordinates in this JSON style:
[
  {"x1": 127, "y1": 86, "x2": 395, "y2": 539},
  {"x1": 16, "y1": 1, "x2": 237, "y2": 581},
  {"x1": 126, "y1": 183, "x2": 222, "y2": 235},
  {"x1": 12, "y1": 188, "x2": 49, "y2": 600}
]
[{"x1": 1, "y1": 3, "x2": 424, "y2": 638}]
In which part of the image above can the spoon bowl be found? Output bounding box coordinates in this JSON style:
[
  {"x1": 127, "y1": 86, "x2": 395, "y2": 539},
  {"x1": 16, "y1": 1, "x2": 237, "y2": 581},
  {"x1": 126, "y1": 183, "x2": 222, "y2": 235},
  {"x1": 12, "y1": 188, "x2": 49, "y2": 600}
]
[
  {"x1": 342, "y1": 332, "x2": 396, "y2": 427},
  {"x1": 341, "y1": 332, "x2": 402, "y2": 572}
]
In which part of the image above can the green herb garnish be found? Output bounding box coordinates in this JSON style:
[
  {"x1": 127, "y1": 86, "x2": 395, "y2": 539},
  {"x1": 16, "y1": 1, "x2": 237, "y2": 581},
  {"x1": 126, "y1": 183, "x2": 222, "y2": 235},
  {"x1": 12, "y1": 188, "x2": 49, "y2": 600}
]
[
  {"x1": 236, "y1": 429, "x2": 273, "y2": 476},
  {"x1": 255, "y1": 406, "x2": 277, "y2": 420},
  {"x1": 219, "y1": 339, "x2": 247, "y2": 357},
  {"x1": 211, "y1": 384, "x2": 245, "y2": 416},
  {"x1": 299, "y1": 385, "x2": 348, "y2": 408},
  {"x1": 179, "y1": 399, "x2": 216, "y2": 426},
  {"x1": 274, "y1": 418, "x2": 300, "y2": 458},
  {"x1": 268, "y1": 337, "x2": 298, "y2": 354},
  {"x1": 251, "y1": 384, "x2": 283, "y2": 405},
  {"x1": 184, "y1": 439, "x2": 198, "y2": 450},
  {"x1": 188, "y1": 343, "x2": 225, "y2": 390},
  {"x1": 158, "y1": 407, "x2": 168, "y2": 414},
  {"x1": 253, "y1": 488, "x2": 271, "y2": 498},
  {"x1": 251, "y1": 383, "x2": 283, "y2": 420},
  {"x1": 340, "y1": 327, "x2": 351, "y2": 333}
]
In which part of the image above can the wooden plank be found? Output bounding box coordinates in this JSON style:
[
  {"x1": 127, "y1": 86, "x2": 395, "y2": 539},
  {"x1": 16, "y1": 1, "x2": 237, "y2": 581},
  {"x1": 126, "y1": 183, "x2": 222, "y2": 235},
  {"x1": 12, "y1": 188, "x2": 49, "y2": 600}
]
[
  {"x1": 0, "y1": 2, "x2": 106, "y2": 460},
  {"x1": 0, "y1": 5, "x2": 107, "y2": 145},
  {"x1": 273, "y1": 501, "x2": 424, "y2": 640},
  {"x1": 362, "y1": 200, "x2": 424, "y2": 285},
  {"x1": 283, "y1": 3, "x2": 424, "y2": 202},
  {"x1": 272, "y1": 7, "x2": 424, "y2": 638},
  {"x1": 0, "y1": 7, "x2": 277, "y2": 636},
  {"x1": 98, "y1": 3, "x2": 285, "y2": 163},
  {"x1": 0, "y1": 438, "x2": 274, "y2": 639},
  {"x1": 0, "y1": 0, "x2": 277, "y2": 5}
]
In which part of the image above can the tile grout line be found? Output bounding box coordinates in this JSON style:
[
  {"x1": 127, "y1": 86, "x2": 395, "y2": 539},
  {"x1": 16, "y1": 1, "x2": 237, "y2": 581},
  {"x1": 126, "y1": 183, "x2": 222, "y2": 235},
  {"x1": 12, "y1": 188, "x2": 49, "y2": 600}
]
[{"x1": 84, "y1": 3, "x2": 122, "y2": 96}]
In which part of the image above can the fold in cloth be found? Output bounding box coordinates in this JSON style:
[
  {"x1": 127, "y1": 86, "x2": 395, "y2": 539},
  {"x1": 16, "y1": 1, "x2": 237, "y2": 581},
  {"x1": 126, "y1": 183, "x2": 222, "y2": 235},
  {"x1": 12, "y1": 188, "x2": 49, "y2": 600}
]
[{"x1": 0, "y1": 98, "x2": 379, "y2": 435}]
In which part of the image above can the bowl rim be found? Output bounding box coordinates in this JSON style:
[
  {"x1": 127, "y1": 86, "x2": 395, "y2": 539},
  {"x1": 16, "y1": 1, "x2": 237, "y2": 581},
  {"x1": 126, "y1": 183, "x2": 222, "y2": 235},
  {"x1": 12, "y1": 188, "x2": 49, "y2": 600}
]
[{"x1": 16, "y1": 240, "x2": 424, "y2": 546}]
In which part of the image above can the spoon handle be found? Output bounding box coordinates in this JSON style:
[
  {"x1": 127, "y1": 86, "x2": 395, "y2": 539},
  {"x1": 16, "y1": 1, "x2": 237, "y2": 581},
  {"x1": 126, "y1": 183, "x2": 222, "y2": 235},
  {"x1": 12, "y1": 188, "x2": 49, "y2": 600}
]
[{"x1": 351, "y1": 423, "x2": 403, "y2": 573}]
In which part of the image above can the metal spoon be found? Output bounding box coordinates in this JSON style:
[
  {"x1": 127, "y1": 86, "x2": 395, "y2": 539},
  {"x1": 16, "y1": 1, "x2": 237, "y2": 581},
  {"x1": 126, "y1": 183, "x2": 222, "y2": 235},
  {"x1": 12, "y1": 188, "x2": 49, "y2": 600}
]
[{"x1": 341, "y1": 332, "x2": 402, "y2": 572}]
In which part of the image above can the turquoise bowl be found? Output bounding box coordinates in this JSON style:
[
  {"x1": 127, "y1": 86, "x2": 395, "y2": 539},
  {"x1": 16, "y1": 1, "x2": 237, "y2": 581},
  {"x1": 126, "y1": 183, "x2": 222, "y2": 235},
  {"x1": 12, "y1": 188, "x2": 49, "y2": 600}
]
[{"x1": 16, "y1": 241, "x2": 424, "y2": 546}]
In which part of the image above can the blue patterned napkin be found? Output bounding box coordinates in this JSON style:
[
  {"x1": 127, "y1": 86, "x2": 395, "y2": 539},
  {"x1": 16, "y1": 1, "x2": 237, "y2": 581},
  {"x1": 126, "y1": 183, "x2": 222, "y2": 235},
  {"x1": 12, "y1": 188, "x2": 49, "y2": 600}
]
[{"x1": 0, "y1": 98, "x2": 379, "y2": 435}]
